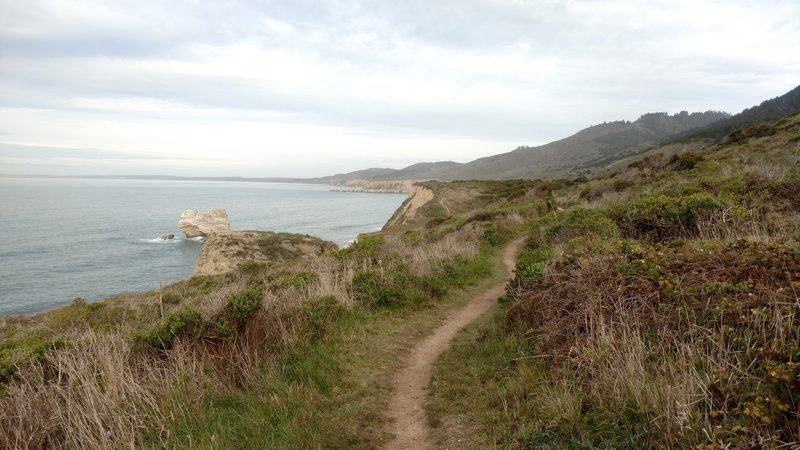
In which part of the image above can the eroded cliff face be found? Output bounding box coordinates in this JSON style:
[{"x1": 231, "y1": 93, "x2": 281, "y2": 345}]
[
  {"x1": 193, "y1": 231, "x2": 338, "y2": 276},
  {"x1": 382, "y1": 182, "x2": 483, "y2": 230},
  {"x1": 333, "y1": 179, "x2": 417, "y2": 193},
  {"x1": 383, "y1": 185, "x2": 435, "y2": 229}
]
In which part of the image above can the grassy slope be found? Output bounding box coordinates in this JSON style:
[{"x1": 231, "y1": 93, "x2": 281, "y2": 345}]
[
  {"x1": 163, "y1": 247, "x2": 507, "y2": 449},
  {"x1": 430, "y1": 113, "x2": 800, "y2": 448},
  {"x1": 3, "y1": 113, "x2": 797, "y2": 449},
  {"x1": 0, "y1": 176, "x2": 542, "y2": 449}
]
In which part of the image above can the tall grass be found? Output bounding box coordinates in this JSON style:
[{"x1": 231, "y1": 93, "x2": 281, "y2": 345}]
[
  {"x1": 0, "y1": 225, "x2": 489, "y2": 448},
  {"x1": 432, "y1": 115, "x2": 800, "y2": 448}
]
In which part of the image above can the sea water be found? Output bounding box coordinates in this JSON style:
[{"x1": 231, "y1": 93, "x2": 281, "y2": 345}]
[{"x1": 0, "y1": 177, "x2": 405, "y2": 316}]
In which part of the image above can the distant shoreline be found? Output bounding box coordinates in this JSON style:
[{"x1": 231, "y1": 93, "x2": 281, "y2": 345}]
[
  {"x1": 0, "y1": 174, "x2": 415, "y2": 194},
  {"x1": 0, "y1": 173, "x2": 312, "y2": 184}
]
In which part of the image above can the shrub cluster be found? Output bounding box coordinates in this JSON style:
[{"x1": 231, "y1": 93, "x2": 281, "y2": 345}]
[{"x1": 609, "y1": 192, "x2": 719, "y2": 241}]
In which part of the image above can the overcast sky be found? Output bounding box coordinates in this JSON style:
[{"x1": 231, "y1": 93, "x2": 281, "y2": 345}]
[{"x1": 1, "y1": 0, "x2": 798, "y2": 177}]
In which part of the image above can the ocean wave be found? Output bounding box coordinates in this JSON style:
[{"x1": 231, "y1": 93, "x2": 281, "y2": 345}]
[
  {"x1": 138, "y1": 236, "x2": 178, "y2": 244},
  {"x1": 139, "y1": 237, "x2": 179, "y2": 244}
]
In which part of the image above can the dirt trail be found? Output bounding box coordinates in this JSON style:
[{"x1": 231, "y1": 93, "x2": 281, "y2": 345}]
[{"x1": 385, "y1": 238, "x2": 524, "y2": 450}]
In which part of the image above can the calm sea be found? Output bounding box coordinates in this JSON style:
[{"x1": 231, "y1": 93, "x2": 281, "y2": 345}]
[{"x1": 0, "y1": 177, "x2": 405, "y2": 316}]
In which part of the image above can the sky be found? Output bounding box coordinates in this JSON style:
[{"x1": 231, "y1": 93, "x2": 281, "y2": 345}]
[{"x1": 1, "y1": 0, "x2": 798, "y2": 177}]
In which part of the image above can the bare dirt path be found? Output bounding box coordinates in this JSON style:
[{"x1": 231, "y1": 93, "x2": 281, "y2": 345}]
[{"x1": 384, "y1": 238, "x2": 524, "y2": 450}]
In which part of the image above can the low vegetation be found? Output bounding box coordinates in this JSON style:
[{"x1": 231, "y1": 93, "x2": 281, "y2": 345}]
[
  {"x1": 0, "y1": 179, "x2": 537, "y2": 449},
  {"x1": 2, "y1": 113, "x2": 799, "y2": 449},
  {"x1": 430, "y1": 113, "x2": 800, "y2": 448}
]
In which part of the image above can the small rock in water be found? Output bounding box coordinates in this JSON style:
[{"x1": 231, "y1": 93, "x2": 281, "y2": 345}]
[{"x1": 161, "y1": 234, "x2": 175, "y2": 240}]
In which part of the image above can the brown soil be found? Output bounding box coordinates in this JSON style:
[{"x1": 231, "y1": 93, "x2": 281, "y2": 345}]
[{"x1": 384, "y1": 239, "x2": 523, "y2": 450}]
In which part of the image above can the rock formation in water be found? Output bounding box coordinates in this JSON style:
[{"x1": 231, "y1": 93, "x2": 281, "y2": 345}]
[
  {"x1": 178, "y1": 209, "x2": 230, "y2": 238},
  {"x1": 193, "y1": 231, "x2": 338, "y2": 276}
]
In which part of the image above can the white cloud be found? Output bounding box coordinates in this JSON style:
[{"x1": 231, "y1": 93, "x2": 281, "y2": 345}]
[{"x1": 0, "y1": 0, "x2": 798, "y2": 176}]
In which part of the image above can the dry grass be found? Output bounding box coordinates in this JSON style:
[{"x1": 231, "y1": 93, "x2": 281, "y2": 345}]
[
  {"x1": 0, "y1": 224, "x2": 488, "y2": 449},
  {"x1": 387, "y1": 227, "x2": 481, "y2": 276},
  {"x1": 0, "y1": 333, "x2": 175, "y2": 449},
  {"x1": 505, "y1": 238, "x2": 800, "y2": 447}
]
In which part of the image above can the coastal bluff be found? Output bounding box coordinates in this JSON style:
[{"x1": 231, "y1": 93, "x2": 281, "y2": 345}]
[
  {"x1": 178, "y1": 209, "x2": 230, "y2": 238},
  {"x1": 193, "y1": 231, "x2": 338, "y2": 276}
]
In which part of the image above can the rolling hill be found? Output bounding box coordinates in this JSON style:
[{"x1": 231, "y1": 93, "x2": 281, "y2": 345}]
[{"x1": 318, "y1": 85, "x2": 800, "y2": 183}]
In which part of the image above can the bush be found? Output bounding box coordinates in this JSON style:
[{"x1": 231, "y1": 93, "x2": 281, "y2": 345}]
[
  {"x1": 351, "y1": 269, "x2": 402, "y2": 308},
  {"x1": 334, "y1": 236, "x2": 384, "y2": 259},
  {"x1": 671, "y1": 151, "x2": 704, "y2": 170},
  {"x1": 480, "y1": 222, "x2": 499, "y2": 247},
  {"x1": 136, "y1": 308, "x2": 203, "y2": 349},
  {"x1": 270, "y1": 272, "x2": 318, "y2": 291},
  {"x1": 300, "y1": 295, "x2": 344, "y2": 339},
  {"x1": 238, "y1": 260, "x2": 269, "y2": 275},
  {"x1": 529, "y1": 208, "x2": 619, "y2": 247},
  {"x1": 0, "y1": 335, "x2": 68, "y2": 384},
  {"x1": 440, "y1": 254, "x2": 493, "y2": 288},
  {"x1": 227, "y1": 285, "x2": 264, "y2": 322},
  {"x1": 514, "y1": 246, "x2": 554, "y2": 287},
  {"x1": 609, "y1": 193, "x2": 719, "y2": 241}
]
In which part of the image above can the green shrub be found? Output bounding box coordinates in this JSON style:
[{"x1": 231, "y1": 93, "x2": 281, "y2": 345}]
[
  {"x1": 189, "y1": 276, "x2": 222, "y2": 293},
  {"x1": 136, "y1": 308, "x2": 203, "y2": 349},
  {"x1": 672, "y1": 151, "x2": 704, "y2": 170},
  {"x1": 514, "y1": 246, "x2": 554, "y2": 287},
  {"x1": 440, "y1": 254, "x2": 493, "y2": 288},
  {"x1": 0, "y1": 358, "x2": 14, "y2": 385},
  {"x1": 334, "y1": 236, "x2": 385, "y2": 259},
  {"x1": 270, "y1": 272, "x2": 318, "y2": 291},
  {"x1": 613, "y1": 179, "x2": 634, "y2": 191},
  {"x1": 227, "y1": 285, "x2": 264, "y2": 322},
  {"x1": 480, "y1": 222, "x2": 499, "y2": 247},
  {"x1": 530, "y1": 208, "x2": 619, "y2": 247},
  {"x1": 238, "y1": 260, "x2": 269, "y2": 275},
  {"x1": 419, "y1": 275, "x2": 448, "y2": 299},
  {"x1": 351, "y1": 269, "x2": 401, "y2": 308},
  {"x1": 162, "y1": 292, "x2": 182, "y2": 304},
  {"x1": 0, "y1": 335, "x2": 68, "y2": 383},
  {"x1": 609, "y1": 193, "x2": 719, "y2": 241},
  {"x1": 300, "y1": 295, "x2": 344, "y2": 339}
]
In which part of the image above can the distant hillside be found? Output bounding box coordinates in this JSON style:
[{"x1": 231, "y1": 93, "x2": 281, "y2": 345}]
[
  {"x1": 434, "y1": 110, "x2": 728, "y2": 180},
  {"x1": 306, "y1": 167, "x2": 399, "y2": 184},
  {"x1": 676, "y1": 84, "x2": 800, "y2": 141},
  {"x1": 334, "y1": 110, "x2": 729, "y2": 182},
  {"x1": 381, "y1": 161, "x2": 463, "y2": 180}
]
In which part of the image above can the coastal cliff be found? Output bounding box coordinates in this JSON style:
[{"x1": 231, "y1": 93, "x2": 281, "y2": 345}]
[
  {"x1": 331, "y1": 179, "x2": 418, "y2": 193},
  {"x1": 193, "y1": 231, "x2": 338, "y2": 276},
  {"x1": 2, "y1": 112, "x2": 799, "y2": 449}
]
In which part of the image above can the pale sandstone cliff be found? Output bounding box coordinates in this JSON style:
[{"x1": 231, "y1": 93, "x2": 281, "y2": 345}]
[
  {"x1": 382, "y1": 182, "x2": 485, "y2": 230},
  {"x1": 193, "y1": 231, "x2": 338, "y2": 276},
  {"x1": 332, "y1": 179, "x2": 418, "y2": 193},
  {"x1": 178, "y1": 209, "x2": 231, "y2": 238}
]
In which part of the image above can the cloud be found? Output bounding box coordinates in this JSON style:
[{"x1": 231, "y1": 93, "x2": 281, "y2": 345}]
[{"x1": 0, "y1": 0, "x2": 798, "y2": 176}]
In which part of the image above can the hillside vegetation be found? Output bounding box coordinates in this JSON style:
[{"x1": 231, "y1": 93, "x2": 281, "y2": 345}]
[
  {"x1": 315, "y1": 110, "x2": 730, "y2": 183},
  {"x1": 0, "y1": 174, "x2": 549, "y2": 448},
  {"x1": 312, "y1": 85, "x2": 799, "y2": 186},
  {"x1": 430, "y1": 113, "x2": 800, "y2": 448},
  {"x1": 1, "y1": 114, "x2": 798, "y2": 448},
  {"x1": 678, "y1": 85, "x2": 800, "y2": 142}
]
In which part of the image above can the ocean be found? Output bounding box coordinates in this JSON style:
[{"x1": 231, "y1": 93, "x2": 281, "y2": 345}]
[{"x1": 0, "y1": 177, "x2": 406, "y2": 316}]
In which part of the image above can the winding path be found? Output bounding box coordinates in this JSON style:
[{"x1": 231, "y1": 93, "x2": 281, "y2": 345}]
[{"x1": 385, "y1": 238, "x2": 524, "y2": 450}]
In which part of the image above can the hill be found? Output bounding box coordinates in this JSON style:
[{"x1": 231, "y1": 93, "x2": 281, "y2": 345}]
[
  {"x1": 429, "y1": 112, "x2": 800, "y2": 448},
  {"x1": 1, "y1": 112, "x2": 798, "y2": 448},
  {"x1": 423, "y1": 110, "x2": 728, "y2": 180},
  {"x1": 316, "y1": 85, "x2": 799, "y2": 184},
  {"x1": 324, "y1": 110, "x2": 728, "y2": 183},
  {"x1": 676, "y1": 84, "x2": 800, "y2": 141}
]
